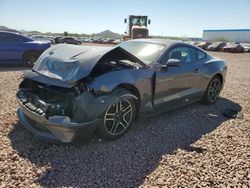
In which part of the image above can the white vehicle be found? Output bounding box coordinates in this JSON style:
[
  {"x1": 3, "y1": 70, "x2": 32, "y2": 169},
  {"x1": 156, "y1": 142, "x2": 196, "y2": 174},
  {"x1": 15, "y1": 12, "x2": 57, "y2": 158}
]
[
  {"x1": 241, "y1": 43, "x2": 250, "y2": 52},
  {"x1": 30, "y1": 35, "x2": 54, "y2": 44}
]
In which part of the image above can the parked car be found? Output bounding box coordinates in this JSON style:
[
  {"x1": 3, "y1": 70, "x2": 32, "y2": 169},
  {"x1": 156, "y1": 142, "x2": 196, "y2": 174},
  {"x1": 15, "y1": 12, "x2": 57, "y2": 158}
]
[
  {"x1": 46, "y1": 36, "x2": 56, "y2": 44},
  {"x1": 222, "y1": 43, "x2": 244, "y2": 53},
  {"x1": 0, "y1": 31, "x2": 50, "y2": 66},
  {"x1": 94, "y1": 38, "x2": 102, "y2": 43},
  {"x1": 88, "y1": 38, "x2": 95, "y2": 43},
  {"x1": 54, "y1": 36, "x2": 63, "y2": 44},
  {"x1": 186, "y1": 41, "x2": 199, "y2": 45},
  {"x1": 79, "y1": 37, "x2": 86, "y2": 43},
  {"x1": 241, "y1": 43, "x2": 250, "y2": 52},
  {"x1": 112, "y1": 39, "x2": 122, "y2": 45},
  {"x1": 30, "y1": 35, "x2": 54, "y2": 44},
  {"x1": 102, "y1": 38, "x2": 115, "y2": 44},
  {"x1": 59, "y1": 37, "x2": 82, "y2": 45},
  {"x1": 207, "y1": 42, "x2": 227, "y2": 51},
  {"x1": 196, "y1": 42, "x2": 212, "y2": 50},
  {"x1": 16, "y1": 39, "x2": 227, "y2": 143}
]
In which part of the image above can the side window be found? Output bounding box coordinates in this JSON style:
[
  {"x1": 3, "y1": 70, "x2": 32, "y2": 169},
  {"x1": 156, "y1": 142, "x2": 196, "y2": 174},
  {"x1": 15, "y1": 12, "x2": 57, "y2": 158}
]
[
  {"x1": 21, "y1": 36, "x2": 31, "y2": 42},
  {"x1": 197, "y1": 50, "x2": 207, "y2": 60},
  {"x1": 0, "y1": 33, "x2": 23, "y2": 43},
  {"x1": 168, "y1": 46, "x2": 196, "y2": 64},
  {"x1": 0, "y1": 33, "x2": 6, "y2": 43}
]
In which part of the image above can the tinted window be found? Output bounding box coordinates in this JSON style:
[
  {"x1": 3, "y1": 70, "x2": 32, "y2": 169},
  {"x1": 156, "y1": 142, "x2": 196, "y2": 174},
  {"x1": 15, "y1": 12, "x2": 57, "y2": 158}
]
[
  {"x1": 168, "y1": 46, "x2": 196, "y2": 64},
  {"x1": 0, "y1": 33, "x2": 23, "y2": 43},
  {"x1": 0, "y1": 33, "x2": 6, "y2": 43},
  {"x1": 21, "y1": 36, "x2": 32, "y2": 42},
  {"x1": 197, "y1": 50, "x2": 207, "y2": 60}
]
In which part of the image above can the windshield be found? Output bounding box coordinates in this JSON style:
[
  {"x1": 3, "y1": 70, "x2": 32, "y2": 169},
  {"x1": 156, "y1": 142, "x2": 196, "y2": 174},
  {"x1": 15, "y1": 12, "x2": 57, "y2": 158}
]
[
  {"x1": 119, "y1": 41, "x2": 165, "y2": 65},
  {"x1": 131, "y1": 17, "x2": 147, "y2": 27}
]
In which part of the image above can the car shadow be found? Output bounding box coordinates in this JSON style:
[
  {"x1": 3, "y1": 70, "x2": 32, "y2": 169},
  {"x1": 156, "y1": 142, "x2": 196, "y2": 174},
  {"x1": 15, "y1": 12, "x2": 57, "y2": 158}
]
[{"x1": 9, "y1": 97, "x2": 241, "y2": 187}]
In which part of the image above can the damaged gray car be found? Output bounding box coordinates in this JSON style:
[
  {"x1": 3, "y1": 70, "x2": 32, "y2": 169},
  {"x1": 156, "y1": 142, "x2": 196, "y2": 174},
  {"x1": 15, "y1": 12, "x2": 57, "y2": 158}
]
[{"x1": 16, "y1": 39, "x2": 227, "y2": 143}]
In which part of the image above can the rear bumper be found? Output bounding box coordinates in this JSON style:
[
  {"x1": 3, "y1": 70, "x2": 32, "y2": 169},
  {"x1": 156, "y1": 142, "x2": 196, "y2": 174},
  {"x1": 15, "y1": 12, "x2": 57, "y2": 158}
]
[{"x1": 17, "y1": 101, "x2": 102, "y2": 143}]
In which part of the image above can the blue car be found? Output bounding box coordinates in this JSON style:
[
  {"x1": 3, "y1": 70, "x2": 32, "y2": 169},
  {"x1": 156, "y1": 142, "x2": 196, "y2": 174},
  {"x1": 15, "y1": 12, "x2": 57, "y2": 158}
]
[{"x1": 0, "y1": 31, "x2": 50, "y2": 66}]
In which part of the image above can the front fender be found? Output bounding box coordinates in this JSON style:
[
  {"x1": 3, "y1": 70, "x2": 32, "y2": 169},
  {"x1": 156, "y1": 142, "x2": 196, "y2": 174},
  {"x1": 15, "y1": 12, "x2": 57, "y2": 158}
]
[
  {"x1": 87, "y1": 68, "x2": 155, "y2": 113},
  {"x1": 89, "y1": 71, "x2": 133, "y2": 92}
]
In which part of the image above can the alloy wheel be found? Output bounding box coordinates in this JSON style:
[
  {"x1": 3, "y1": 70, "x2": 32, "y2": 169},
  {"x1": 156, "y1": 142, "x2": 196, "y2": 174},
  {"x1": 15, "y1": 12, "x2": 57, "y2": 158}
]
[
  {"x1": 104, "y1": 99, "x2": 133, "y2": 136},
  {"x1": 208, "y1": 79, "x2": 221, "y2": 102},
  {"x1": 26, "y1": 53, "x2": 37, "y2": 66}
]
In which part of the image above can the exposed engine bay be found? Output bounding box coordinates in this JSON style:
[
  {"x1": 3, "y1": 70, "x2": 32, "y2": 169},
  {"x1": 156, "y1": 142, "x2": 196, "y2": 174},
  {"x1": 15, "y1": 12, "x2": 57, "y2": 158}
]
[
  {"x1": 91, "y1": 60, "x2": 137, "y2": 77},
  {"x1": 17, "y1": 55, "x2": 138, "y2": 124}
]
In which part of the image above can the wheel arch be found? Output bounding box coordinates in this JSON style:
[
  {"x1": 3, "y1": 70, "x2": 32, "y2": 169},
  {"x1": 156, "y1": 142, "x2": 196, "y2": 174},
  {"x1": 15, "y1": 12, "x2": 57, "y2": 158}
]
[
  {"x1": 114, "y1": 83, "x2": 141, "y2": 114},
  {"x1": 22, "y1": 49, "x2": 42, "y2": 66},
  {"x1": 213, "y1": 73, "x2": 223, "y2": 85},
  {"x1": 22, "y1": 49, "x2": 40, "y2": 60}
]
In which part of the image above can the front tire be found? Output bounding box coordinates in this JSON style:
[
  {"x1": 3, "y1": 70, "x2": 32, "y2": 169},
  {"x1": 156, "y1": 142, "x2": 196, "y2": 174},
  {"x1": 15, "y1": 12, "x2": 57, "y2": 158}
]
[
  {"x1": 22, "y1": 51, "x2": 40, "y2": 67},
  {"x1": 98, "y1": 89, "x2": 137, "y2": 140},
  {"x1": 203, "y1": 76, "x2": 222, "y2": 104}
]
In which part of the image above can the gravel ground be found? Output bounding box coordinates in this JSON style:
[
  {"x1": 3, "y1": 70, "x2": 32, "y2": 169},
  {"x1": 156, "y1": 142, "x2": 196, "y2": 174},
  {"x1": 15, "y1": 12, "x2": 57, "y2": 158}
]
[{"x1": 0, "y1": 52, "x2": 249, "y2": 187}]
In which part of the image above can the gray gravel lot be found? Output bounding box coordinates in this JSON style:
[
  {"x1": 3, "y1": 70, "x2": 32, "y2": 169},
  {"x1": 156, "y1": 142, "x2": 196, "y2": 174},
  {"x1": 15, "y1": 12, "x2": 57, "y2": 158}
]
[{"x1": 0, "y1": 52, "x2": 249, "y2": 187}]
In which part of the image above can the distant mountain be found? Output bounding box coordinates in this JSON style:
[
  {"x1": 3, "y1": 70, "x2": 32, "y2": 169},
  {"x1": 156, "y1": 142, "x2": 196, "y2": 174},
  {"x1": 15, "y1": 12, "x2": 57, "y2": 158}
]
[
  {"x1": 0, "y1": 26, "x2": 9, "y2": 30},
  {"x1": 20, "y1": 29, "x2": 29, "y2": 33},
  {"x1": 0, "y1": 25, "x2": 20, "y2": 33},
  {"x1": 20, "y1": 29, "x2": 42, "y2": 35},
  {"x1": 28, "y1": 30, "x2": 42, "y2": 35},
  {"x1": 93, "y1": 30, "x2": 121, "y2": 38},
  {"x1": 0, "y1": 26, "x2": 121, "y2": 38}
]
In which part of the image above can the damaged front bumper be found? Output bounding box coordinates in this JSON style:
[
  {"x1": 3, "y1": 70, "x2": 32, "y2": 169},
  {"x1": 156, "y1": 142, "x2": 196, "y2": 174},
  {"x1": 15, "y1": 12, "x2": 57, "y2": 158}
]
[{"x1": 16, "y1": 92, "x2": 102, "y2": 143}]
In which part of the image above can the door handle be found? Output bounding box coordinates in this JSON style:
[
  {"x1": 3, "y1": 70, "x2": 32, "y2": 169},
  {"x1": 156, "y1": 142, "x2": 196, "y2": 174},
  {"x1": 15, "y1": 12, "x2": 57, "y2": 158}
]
[{"x1": 193, "y1": 68, "x2": 200, "y2": 73}]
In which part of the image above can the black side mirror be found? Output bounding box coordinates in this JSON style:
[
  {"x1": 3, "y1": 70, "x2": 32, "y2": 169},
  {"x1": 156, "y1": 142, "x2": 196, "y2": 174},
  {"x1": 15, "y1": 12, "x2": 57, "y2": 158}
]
[
  {"x1": 124, "y1": 19, "x2": 127, "y2": 24},
  {"x1": 166, "y1": 59, "x2": 181, "y2": 67},
  {"x1": 148, "y1": 19, "x2": 151, "y2": 25}
]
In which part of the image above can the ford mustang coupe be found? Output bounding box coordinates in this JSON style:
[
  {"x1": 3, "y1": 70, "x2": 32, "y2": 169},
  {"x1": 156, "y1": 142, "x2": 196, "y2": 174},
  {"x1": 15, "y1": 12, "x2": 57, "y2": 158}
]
[{"x1": 16, "y1": 39, "x2": 227, "y2": 142}]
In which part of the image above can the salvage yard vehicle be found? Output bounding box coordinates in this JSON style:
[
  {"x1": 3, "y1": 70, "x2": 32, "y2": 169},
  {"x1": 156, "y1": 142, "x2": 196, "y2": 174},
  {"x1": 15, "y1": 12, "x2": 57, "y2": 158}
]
[
  {"x1": 0, "y1": 31, "x2": 50, "y2": 66},
  {"x1": 207, "y1": 42, "x2": 227, "y2": 51},
  {"x1": 58, "y1": 37, "x2": 82, "y2": 45},
  {"x1": 222, "y1": 43, "x2": 244, "y2": 53},
  {"x1": 196, "y1": 41, "x2": 212, "y2": 50},
  {"x1": 30, "y1": 35, "x2": 54, "y2": 44},
  {"x1": 54, "y1": 36, "x2": 63, "y2": 44},
  {"x1": 241, "y1": 43, "x2": 250, "y2": 52},
  {"x1": 16, "y1": 39, "x2": 227, "y2": 143}
]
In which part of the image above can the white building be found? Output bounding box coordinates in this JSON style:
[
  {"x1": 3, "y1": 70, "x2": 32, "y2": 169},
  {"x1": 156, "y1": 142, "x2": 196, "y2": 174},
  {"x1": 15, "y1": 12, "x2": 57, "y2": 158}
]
[{"x1": 203, "y1": 29, "x2": 250, "y2": 42}]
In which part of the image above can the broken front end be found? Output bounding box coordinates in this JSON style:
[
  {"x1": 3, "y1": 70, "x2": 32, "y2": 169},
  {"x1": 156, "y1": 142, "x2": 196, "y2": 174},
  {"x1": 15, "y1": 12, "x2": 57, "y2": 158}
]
[
  {"x1": 16, "y1": 45, "x2": 146, "y2": 142},
  {"x1": 16, "y1": 77, "x2": 118, "y2": 143}
]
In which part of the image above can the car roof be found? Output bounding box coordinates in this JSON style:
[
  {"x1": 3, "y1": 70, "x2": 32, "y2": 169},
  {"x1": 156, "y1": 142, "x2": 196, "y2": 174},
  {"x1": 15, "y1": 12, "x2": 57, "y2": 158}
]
[
  {"x1": 128, "y1": 38, "x2": 207, "y2": 54},
  {"x1": 0, "y1": 30, "x2": 21, "y2": 35}
]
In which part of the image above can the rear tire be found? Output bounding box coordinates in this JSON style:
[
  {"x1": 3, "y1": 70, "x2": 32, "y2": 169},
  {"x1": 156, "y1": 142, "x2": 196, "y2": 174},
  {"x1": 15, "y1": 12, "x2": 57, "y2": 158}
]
[
  {"x1": 22, "y1": 51, "x2": 40, "y2": 67},
  {"x1": 98, "y1": 88, "x2": 137, "y2": 140},
  {"x1": 203, "y1": 76, "x2": 222, "y2": 104}
]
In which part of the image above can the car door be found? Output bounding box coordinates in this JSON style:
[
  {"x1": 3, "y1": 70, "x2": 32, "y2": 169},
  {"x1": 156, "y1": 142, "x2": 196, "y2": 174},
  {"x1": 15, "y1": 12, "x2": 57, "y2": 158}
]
[
  {"x1": 0, "y1": 33, "x2": 25, "y2": 63},
  {"x1": 153, "y1": 45, "x2": 204, "y2": 111}
]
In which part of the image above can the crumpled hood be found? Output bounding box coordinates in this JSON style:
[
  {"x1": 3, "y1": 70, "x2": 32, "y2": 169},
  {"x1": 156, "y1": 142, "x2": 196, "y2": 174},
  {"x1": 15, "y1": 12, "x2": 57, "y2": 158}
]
[
  {"x1": 33, "y1": 44, "x2": 146, "y2": 84},
  {"x1": 33, "y1": 44, "x2": 114, "y2": 83}
]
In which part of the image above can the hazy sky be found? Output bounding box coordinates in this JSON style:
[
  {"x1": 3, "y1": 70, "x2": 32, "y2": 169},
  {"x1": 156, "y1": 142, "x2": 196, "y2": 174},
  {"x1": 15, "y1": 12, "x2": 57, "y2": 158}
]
[{"x1": 1, "y1": 0, "x2": 250, "y2": 37}]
